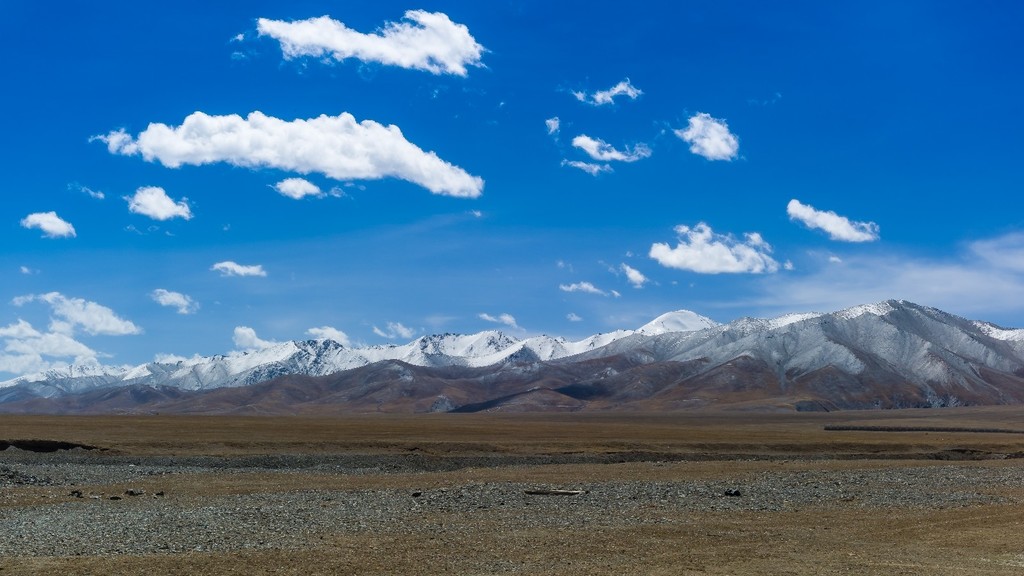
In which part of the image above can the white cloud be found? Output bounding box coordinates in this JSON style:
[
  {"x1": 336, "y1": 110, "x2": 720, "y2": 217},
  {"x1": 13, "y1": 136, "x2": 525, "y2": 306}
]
[
  {"x1": 621, "y1": 263, "x2": 648, "y2": 288},
  {"x1": 787, "y1": 199, "x2": 879, "y2": 242},
  {"x1": 257, "y1": 10, "x2": 485, "y2": 76},
  {"x1": 478, "y1": 312, "x2": 519, "y2": 329},
  {"x1": 559, "y1": 281, "x2": 608, "y2": 296},
  {"x1": 675, "y1": 113, "x2": 739, "y2": 161},
  {"x1": 272, "y1": 177, "x2": 323, "y2": 200},
  {"x1": 611, "y1": 290, "x2": 621, "y2": 298},
  {"x1": 95, "y1": 110, "x2": 484, "y2": 198},
  {"x1": 150, "y1": 289, "x2": 198, "y2": 315},
  {"x1": 306, "y1": 326, "x2": 351, "y2": 347},
  {"x1": 649, "y1": 222, "x2": 779, "y2": 274},
  {"x1": 14, "y1": 292, "x2": 141, "y2": 336},
  {"x1": 0, "y1": 320, "x2": 100, "y2": 376},
  {"x1": 373, "y1": 321, "x2": 416, "y2": 339},
  {"x1": 211, "y1": 261, "x2": 267, "y2": 277},
  {"x1": 19, "y1": 266, "x2": 36, "y2": 275},
  {"x1": 561, "y1": 160, "x2": 612, "y2": 176},
  {"x1": 545, "y1": 117, "x2": 560, "y2": 135},
  {"x1": 20, "y1": 212, "x2": 76, "y2": 239},
  {"x1": 829, "y1": 255, "x2": 843, "y2": 264},
  {"x1": 233, "y1": 326, "x2": 278, "y2": 350},
  {"x1": 566, "y1": 312, "x2": 583, "y2": 322},
  {"x1": 573, "y1": 79, "x2": 642, "y2": 106},
  {"x1": 126, "y1": 186, "x2": 193, "y2": 221},
  {"x1": 571, "y1": 135, "x2": 651, "y2": 163},
  {"x1": 1, "y1": 296, "x2": 141, "y2": 376}
]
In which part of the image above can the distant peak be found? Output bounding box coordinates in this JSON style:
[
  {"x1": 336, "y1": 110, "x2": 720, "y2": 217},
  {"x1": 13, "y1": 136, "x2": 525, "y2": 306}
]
[{"x1": 637, "y1": 310, "x2": 719, "y2": 335}]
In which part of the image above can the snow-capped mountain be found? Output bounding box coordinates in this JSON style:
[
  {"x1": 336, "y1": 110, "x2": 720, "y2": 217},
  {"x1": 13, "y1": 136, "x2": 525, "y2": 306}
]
[
  {"x1": 3, "y1": 301, "x2": 1024, "y2": 413},
  {"x1": 0, "y1": 310, "x2": 720, "y2": 399}
]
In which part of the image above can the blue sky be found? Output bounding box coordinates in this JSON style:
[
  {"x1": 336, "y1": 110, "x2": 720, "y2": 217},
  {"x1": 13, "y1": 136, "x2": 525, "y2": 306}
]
[{"x1": 3, "y1": 1, "x2": 1024, "y2": 375}]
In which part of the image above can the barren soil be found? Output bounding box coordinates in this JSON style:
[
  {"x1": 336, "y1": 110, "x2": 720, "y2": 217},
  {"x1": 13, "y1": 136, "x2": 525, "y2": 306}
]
[{"x1": 2, "y1": 407, "x2": 1024, "y2": 574}]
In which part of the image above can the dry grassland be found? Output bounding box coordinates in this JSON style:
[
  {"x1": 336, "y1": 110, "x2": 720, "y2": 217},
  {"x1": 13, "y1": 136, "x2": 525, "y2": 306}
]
[{"x1": 1, "y1": 407, "x2": 1023, "y2": 574}]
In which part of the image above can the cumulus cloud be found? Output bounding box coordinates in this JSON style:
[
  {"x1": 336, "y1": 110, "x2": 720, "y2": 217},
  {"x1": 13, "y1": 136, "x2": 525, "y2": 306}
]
[
  {"x1": 621, "y1": 263, "x2": 648, "y2": 288},
  {"x1": 150, "y1": 289, "x2": 198, "y2": 315},
  {"x1": 14, "y1": 292, "x2": 141, "y2": 336},
  {"x1": 545, "y1": 117, "x2": 560, "y2": 135},
  {"x1": 306, "y1": 326, "x2": 351, "y2": 347},
  {"x1": 675, "y1": 113, "x2": 739, "y2": 161},
  {"x1": 559, "y1": 281, "x2": 607, "y2": 296},
  {"x1": 373, "y1": 321, "x2": 416, "y2": 339},
  {"x1": 566, "y1": 313, "x2": 583, "y2": 322},
  {"x1": 210, "y1": 261, "x2": 267, "y2": 277},
  {"x1": 19, "y1": 266, "x2": 36, "y2": 275},
  {"x1": 95, "y1": 111, "x2": 483, "y2": 198},
  {"x1": 126, "y1": 186, "x2": 193, "y2": 221},
  {"x1": 0, "y1": 320, "x2": 100, "y2": 375},
  {"x1": 478, "y1": 312, "x2": 519, "y2": 329},
  {"x1": 649, "y1": 222, "x2": 779, "y2": 274},
  {"x1": 20, "y1": 212, "x2": 76, "y2": 239},
  {"x1": 787, "y1": 199, "x2": 879, "y2": 242},
  {"x1": 233, "y1": 326, "x2": 278, "y2": 350},
  {"x1": 571, "y1": 135, "x2": 651, "y2": 163},
  {"x1": 272, "y1": 177, "x2": 323, "y2": 200},
  {"x1": 561, "y1": 160, "x2": 612, "y2": 176},
  {"x1": 1, "y1": 294, "x2": 142, "y2": 375},
  {"x1": 573, "y1": 78, "x2": 642, "y2": 106},
  {"x1": 257, "y1": 10, "x2": 485, "y2": 76}
]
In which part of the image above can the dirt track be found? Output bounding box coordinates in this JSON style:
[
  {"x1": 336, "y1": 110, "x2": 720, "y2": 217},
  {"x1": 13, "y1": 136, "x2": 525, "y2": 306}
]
[{"x1": 2, "y1": 408, "x2": 1024, "y2": 574}]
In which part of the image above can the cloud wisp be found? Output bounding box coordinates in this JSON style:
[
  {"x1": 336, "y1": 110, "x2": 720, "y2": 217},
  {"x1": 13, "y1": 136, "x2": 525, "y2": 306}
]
[
  {"x1": 572, "y1": 135, "x2": 651, "y2": 163},
  {"x1": 559, "y1": 281, "x2": 608, "y2": 296},
  {"x1": 574, "y1": 79, "x2": 642, "y2": 106},
  {"x1": 675, "y1": 113, "x2": 739, "y2": 161},
  {"x1": 257, "y1": 10, "x2": 485, "y2": 76},
  {"x1": 150, "y1": 289, "x2": 198, "y2": 315},
  {"x1": 20, "y1": 212, "x2": 76, "y2": 239},
  {"x1": 545, "y1": 117, "x2": 560, "y2": 136},
  {"x1": 373, "y1": 321, "x2": 416, "y2": 339},
  {"x1": 561, "y1": 159, "x2": 611, "y2": 176},
  {"x1": 126, "y1": 186, "x2": 192, "y2": 221},
  {"x1": 478, "y1": 312, "x2": 519, "y2": 329},
  {"x1": 211, "y1": 261, "x2": 267, "y2": 277},
  {"x1": 787, "y1": 199, "x2": 880, "y2": 242},
  {"x1": 621, "y1": 263, "x2": 649, "y2": 288},
  {"x1": 649, "y1": 222, "x2": 779, "y2": 274},
  {"x1": 95, "y1": 111, "x2": 484, "y2": 198}
]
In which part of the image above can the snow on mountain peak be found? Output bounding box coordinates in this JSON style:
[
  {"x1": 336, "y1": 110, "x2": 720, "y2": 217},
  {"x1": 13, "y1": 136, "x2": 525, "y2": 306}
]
[
  {"x1": 637, "y1": 310, "x2": 719, "y2": 335},
  {"x1": 835, "y1": 300, "x2": 901, "y2": 320}
]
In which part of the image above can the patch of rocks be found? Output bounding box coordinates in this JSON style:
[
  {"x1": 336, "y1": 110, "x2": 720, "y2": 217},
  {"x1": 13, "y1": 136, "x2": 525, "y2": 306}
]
[{"x1": 0, "y1": 462, "x2": 1020, "y2": 557}]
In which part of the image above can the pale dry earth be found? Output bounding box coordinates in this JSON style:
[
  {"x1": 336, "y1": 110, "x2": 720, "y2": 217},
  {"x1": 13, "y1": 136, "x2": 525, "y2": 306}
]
[{"x1": 1, "y1": 408, "x2": 1023, "y2": 574}]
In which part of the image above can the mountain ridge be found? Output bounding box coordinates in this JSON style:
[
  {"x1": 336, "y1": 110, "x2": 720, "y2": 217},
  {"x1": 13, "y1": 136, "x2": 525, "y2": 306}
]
[{"x1": 3, "y1": 301, "x2": 1024, "y2": 413}]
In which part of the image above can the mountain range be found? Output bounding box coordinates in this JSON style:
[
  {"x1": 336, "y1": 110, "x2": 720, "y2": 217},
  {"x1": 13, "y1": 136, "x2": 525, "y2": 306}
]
[{"x1": 2, "y1": 300, "x2": 1024, "y2": 414}]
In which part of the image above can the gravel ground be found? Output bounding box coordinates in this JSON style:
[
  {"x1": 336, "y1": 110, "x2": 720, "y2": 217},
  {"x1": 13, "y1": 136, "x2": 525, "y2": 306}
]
[{"x1": 1, "y1": 449, "x2": 1021, "y2": 558}]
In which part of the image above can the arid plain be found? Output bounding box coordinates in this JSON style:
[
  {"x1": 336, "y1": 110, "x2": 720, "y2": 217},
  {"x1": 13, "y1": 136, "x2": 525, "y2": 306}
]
[{"x1": 2, "y1": 408, "x2": 1023, "y2": 575}]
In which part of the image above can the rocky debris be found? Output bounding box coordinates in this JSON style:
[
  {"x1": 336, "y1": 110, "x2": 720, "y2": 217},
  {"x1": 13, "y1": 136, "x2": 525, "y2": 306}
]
[
  {"x1": 0, "y1": 454, "x2": 1019, "y2": 558},
  {"x1": 125, "y1": 489, "x2": 145, "y2": 497},
  {"x1": 724, "y1": 488, "x2": 742, "y2": 497}
]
